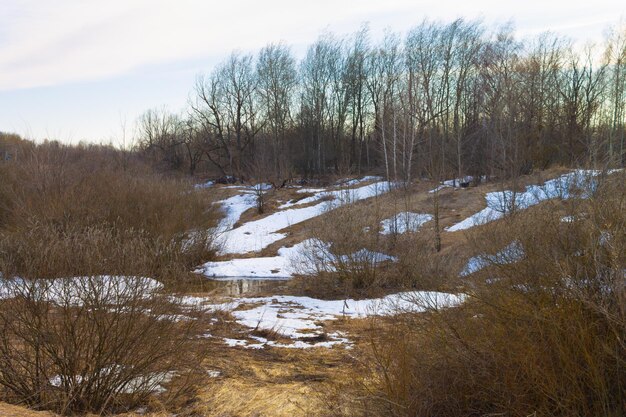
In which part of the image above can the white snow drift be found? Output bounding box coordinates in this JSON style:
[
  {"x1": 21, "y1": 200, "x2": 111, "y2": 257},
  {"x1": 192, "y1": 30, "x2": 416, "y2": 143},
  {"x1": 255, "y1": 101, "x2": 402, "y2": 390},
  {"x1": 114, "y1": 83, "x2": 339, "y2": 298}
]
[
  {"x1": 194, "y1": 291, "x2": 465, "y2": 349},
  {"x1": 198, "y1": 239, "x2": 396, "y2": 279},
  {"x1": 218, "y1": 181, "x2": 394, "y2": 255},
  {"x1": 460, "y1": 241, "x2": 525, "y2": 277},
  {"x1": 380, "y1": 212, "x2": 433, "y2": 235},
  {"x1": 447, "y1": 170, "x2": 607, "y2": 232}
]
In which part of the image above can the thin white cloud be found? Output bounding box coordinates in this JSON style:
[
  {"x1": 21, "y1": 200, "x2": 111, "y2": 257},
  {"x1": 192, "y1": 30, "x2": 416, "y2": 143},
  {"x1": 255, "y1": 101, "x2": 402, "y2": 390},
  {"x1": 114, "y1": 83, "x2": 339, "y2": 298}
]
[
  {"x1": 0, "y1": 0, "x2": 414, "y2": 90},
  {"x1": 1, "y1": 0, "x2": 622, "y2": 91}
]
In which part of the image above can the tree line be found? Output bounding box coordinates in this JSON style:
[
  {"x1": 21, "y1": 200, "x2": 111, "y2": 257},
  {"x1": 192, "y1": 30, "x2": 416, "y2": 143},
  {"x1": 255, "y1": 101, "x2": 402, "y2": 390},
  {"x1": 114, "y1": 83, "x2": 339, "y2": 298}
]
[{"x1": 136, "y1": 19, "x2": 626, "y2": 182}]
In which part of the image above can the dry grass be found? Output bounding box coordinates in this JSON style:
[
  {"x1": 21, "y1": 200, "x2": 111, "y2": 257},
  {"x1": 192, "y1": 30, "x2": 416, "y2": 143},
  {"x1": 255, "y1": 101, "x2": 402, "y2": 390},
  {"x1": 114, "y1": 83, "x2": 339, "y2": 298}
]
[
  {"x1": 0, "y1": 143, "x2": 218, "y2": 415},
  {"x1": 345, "y1": 171, "x2": 626, "y2": 417},
  {"x1": 212, "y1": 170, "x2": 575, "y2": 298},
  {"x1": 190, "y1": 314, "x2": 376, "y2": 417},
  {"x1": 0, "y1": 142, "x2": 219, "y2": 282},
  {"x1": 1, "y1": 157, "x2": 613, "y2": 417},
  {"x1": 0, "y1": 402, "x2": 58, "y2": 417}
]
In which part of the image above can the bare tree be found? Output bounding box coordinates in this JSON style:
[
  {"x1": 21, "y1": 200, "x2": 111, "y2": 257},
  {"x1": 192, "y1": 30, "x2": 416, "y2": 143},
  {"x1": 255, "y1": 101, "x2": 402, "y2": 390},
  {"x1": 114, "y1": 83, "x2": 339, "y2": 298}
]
[
  {"x1": 141, "y1": 20, "x2": 626, "y2": 178},
  {"x1": 137, "y1": 108, "x2": 184, "y2": 170},
  {"x1": 604, "y1": 24, "x2": 626, "y2": 167},
  {"x1": 190, "y1": 52, "x2": 261, "y2": 178},
  {"x1": 300, "y1": 33, "x2": 345, "y2": 174},
  {"x1": 345, "y1": 24, "x2": 371, "y2": 172},
  {"x1": 256, "y1": 43, "x2": 297, "y2": 180}
]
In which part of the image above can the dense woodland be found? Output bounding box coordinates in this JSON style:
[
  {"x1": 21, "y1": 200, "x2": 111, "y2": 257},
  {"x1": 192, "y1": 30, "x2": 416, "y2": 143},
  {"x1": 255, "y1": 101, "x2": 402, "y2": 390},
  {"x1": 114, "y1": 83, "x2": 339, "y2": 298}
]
[{"x1": 133, "y1": 19, "x2": 626, "y2": 182}]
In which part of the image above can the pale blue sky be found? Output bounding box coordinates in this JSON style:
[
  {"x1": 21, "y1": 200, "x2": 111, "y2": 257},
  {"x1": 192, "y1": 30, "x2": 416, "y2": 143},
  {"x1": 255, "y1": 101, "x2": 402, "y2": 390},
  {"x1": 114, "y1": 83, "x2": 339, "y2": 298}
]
[{"x1": 0, "y1": 0, "x2": 624, "y2": 145}]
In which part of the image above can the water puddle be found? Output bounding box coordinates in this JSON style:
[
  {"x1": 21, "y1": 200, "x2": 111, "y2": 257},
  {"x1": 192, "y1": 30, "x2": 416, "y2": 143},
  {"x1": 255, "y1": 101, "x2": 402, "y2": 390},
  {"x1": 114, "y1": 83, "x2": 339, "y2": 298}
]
[
  {"x1": 168, "y1": 277, "x2": 290, "y2": 297},
  {"x1": 212, "y1": 277, "x2": 290, "y2": 296}
]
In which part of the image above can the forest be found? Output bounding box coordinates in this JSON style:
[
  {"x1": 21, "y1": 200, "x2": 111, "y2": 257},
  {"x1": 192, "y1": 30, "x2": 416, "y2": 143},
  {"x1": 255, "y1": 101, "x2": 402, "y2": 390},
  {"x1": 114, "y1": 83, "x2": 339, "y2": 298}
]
[{"x1": 135, "y1": 19, "x2": 625, "y2": 183}]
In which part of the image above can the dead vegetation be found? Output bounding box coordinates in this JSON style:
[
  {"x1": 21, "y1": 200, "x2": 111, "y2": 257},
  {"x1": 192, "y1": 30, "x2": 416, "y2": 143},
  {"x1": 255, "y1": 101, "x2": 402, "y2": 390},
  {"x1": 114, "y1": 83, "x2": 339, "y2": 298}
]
[
  {"x1": 0, "y1": 141, "x2": 219, "y2": 282},
  {"x1": 191, "y1": 313, "x2": 373, "y2": 417},
  {"x1": 336, "y1": 172, "x2": 626, "y2": 417},
  {"x1": 0, "y1": 143, "x2": 219, "y2": 415},
  {"x1": 1, "y1": 138, "x2": 624, "y2": 417}
]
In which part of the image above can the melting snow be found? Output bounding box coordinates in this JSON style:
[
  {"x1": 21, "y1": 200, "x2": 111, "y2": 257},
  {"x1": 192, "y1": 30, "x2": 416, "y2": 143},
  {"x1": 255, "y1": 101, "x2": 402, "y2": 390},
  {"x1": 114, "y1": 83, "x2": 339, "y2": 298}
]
[
  {"x1": 429, "y1": 176, "x2": 484, "y2": 193},
  {"x1": 460, "y1": 241, "x2": 525, "y2": 276},
  {"x1": 447, "y1": 170, "x2": 606, "y2": 232},
  {"x1": 296, "y1": 187, "x2": 326, "y2": 194},
  {"x1": 198, "y1": 239, "x2": 396, "y2": 279},
  {"x1": 195, "y1": 180, "x2": 215, "y2": 189},
  {"x1": 50, "y1": 367, "x2": 174, "y2": 394},
  {"x1": 336, "y1": 176, "x2": 383, "y2": 187},
  {"x1": 216, "y1": 193, "x2": 258, "y2": 230},
  {"x1": 223, "y1": 338, "x2": 248, "y2": 347},
  {"x1": 0, "y1": 276, "x2": 162, "y2": 306},
  {"x1": 206, "y1": 291, "x2": 464, "y2": 349},
  {"x1": 218, "y1": 181, "x2": 394, "y2": 255},
  {"x1": 197, "y1": 240, "x2": 317, "y2": 278},
  {"x1": 279, "y1": 179, "x2": 387, "y2": 209},
  {"x1": 380, "y1": 212, "x2": 433, "y2": 235}
]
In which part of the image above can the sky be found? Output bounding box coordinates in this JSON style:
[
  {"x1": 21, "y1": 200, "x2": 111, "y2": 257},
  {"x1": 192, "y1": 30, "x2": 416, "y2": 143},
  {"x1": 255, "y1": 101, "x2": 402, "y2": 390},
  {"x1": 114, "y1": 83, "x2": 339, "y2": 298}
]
[{"x1": 0, "y1": 0, "x2": 624, "y2": 145}]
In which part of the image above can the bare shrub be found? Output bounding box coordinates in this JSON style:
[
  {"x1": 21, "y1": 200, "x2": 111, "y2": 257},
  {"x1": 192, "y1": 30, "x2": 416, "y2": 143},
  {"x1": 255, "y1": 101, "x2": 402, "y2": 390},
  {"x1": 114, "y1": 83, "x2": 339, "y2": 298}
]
[
  {"x1": 0, "y1": 142, "x2": 216, "y2": 414},
  {"x1": 391, "y1": 230, "x2": 461, "y2": 290},
  {"x1": 302, "y1": 190, "x2": 391, "y2": 293},
  {"x1": 0, "y1": 231, "x2": 206, "y2": 415},
  {"x1": 297, "y1": 186, "x2": 458, "y2": 295},
  {"x1": 356, "y1": 172, "x2": 626, "y2": 416},
  {"x1": 0, "y1": 143, "x2": 219, "y2": 281}
]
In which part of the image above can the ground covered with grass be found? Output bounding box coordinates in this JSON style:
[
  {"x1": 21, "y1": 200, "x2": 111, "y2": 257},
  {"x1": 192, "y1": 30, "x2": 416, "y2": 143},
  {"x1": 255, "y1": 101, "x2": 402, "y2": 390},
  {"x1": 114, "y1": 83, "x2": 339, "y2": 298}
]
[{"x1": 0, "y1": 143, "x2": 623, "y2": 416}]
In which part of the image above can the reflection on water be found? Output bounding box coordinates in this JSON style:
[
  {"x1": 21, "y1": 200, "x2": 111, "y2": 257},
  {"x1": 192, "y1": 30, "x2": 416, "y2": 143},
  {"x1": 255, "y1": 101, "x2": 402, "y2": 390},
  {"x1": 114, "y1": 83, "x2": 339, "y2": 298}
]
[
  {"x1": 169, "y1": 276, "x2": 290, "y2": 297},
  {"x1": 216, "y1": 278, "x2": 290, "y2": 296}
]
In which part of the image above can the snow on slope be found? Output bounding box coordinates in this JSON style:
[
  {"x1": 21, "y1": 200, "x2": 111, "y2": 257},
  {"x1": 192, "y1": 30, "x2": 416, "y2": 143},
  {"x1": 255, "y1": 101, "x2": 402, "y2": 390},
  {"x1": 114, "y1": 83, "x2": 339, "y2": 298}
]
[
  {"x1": 218, "y1": 181, "x2": 393, "y2": 255},
  {"x1": 197, "y1": 240, "x2": 316, "y2": 278},
  {"x1": 336, "y1": 175, "x2": 383, "y2": 187},
  {"x1": 429, "y1": 175, "x2": 485, "y2": 193},
  {"x1": 460, "y1": 241, "x2": 525, "y2": 276},
  {"x1": 217, "y1": 193, "x2": 258, "y2": 230},
  {"x1": 279, "y1": 177, "x2": 387, "y2": 209},
  {"x1": 182, "y1": 291, "x2": 465, "y2": 349},
  {"x1": 195, "y1": 180, "x2": 214, "y2": 189},
  {"x1": 447, "y1": 170, "x2": 606, "y2": 232},
  {"x1": 380, "y1": 212, "x2": 433, "y2": 235},
  {"x1": 214, "y1": 183, "x2": 276, "y2": 230},
  {"x1": 198, "y1": 239, "x2": 396, "y2": 279},
  {"x1": 231, "y1": 291, "x2": 464, "y2": 337}
]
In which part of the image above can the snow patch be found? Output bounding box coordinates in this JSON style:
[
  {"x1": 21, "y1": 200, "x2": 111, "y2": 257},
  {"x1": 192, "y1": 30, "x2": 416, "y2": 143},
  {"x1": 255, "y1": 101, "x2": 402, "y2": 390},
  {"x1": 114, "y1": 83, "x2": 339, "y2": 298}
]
[
  {"x1": 447, "y1": 170, "x2": 606, "y2": 232},
  {"x1": 0, "y1": 276, "x2": 162, "y2": 306},
  {"x1": 197, "y1": 239, "x2": 318, "y2": 278},
  {"x1": 198, "y1": 239, "x2": 396, "y2": 279},
  {"x1": 195, "y1": 180, "x2": 214, "y2": 189},
  {"x1": 279, "y1": 179, "x2": 388, "y2": 209},
  {"x1": 336, "y1": 176, "x2": 383, "y2": 187},
  {"x1": 429, "y1": 176, "x2": 484, "y2": 193},
  {"x1": 50, "y1": 367, "x2": 174, "y2": 394},
  {"x1": 229, "y1": 292, "x2": 463, "y2": 336},
  {"x1": 219, "y1": 181, "x2": 394, "y2": 255},
  {"x1": 217, "y1": 193, "x2": 258, "y2": 230},
  {"x1": 380, "y1": 212, "x2": 433, "y2": 235},
  {"x1": 460, "y1": 241, "x2": 525, "y2": 277},
  {"x1": 206, "y1": 291, "x2": 463, "y2": 349}
]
